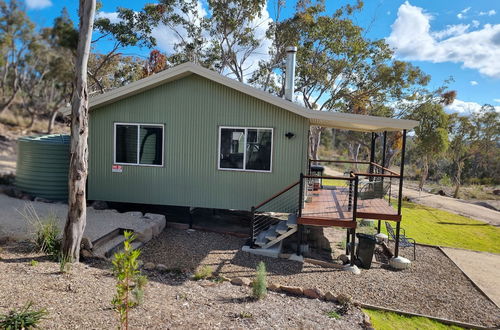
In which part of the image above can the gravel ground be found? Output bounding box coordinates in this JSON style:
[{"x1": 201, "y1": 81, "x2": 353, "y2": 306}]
[
  {"x1": 141, "y1": 228, "x2": 500, "y2": 328},
  {"x1": 0, "y1": 242, "x2": 365, "y2": 329}
]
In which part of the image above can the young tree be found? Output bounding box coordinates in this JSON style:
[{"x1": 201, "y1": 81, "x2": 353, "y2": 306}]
[
  {"x1": 409, "y1": 102, "x2": 449, "y2": 190},
  {"x1": 448, "y1": 115, "x2": 475, "y2": 198},
  {"x1": 61, "y1": 0, "x2": 96, "y2": 262}
]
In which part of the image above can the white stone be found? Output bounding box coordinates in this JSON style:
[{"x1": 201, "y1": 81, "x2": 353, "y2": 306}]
[
  {"x1": 375, "y1": 233, "x2": 388, "y2": 243},
  {"x1": 342, "y1": 264, "x2": 361, "y2": 275},
  {"x1": 288, "y1": 253, "x2": 304, "y2": 263},
  {"x1": 389, "y1": 256, "x2": 412, "y2": 270}
]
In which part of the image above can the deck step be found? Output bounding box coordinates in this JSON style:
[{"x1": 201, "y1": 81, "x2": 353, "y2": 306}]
[
  {"x1": 276, "y1": 221, "x2": 289, "y2": 234},
  {"x1": 287, "y1": 214, "x2": 297, "y2": 228}
]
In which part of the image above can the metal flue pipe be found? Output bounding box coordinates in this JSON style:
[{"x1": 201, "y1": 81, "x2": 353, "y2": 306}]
[{"x1": 284, "y1": 46, "x2": 297, "y2": 101}]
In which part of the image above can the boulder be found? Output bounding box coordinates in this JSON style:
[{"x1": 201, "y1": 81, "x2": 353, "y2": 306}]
[
  {"x1": 324, "y1": 291, "x2": 336, "y2": 301},
  {"x1": 230, "y1": 277, "x2": 252, "y2": 286},
  {"x1": 336, "y1": 293, "x2": 352, "y2": 305},
  {"x1": 80, "y1": 249, "x2": 93, "y2": 259},
  {"x1": 268, "y1": 283, "x2": 282, "y2": 292},
  {"x1": 338, "y1": 254, "x2": 350, "y2": 265},
  {"x1": 143, "y1": 262, "x2": 156, "y2": 270},
  {"x1": 80, "y1": 237, "x2": 93, "y2": 250},
  {"x1": 389, "y1": 256, "x2": 412, "y2": 270},
  {"x1": 156, "y1": 264, "x2": 168, "y2": 272},
  {"x1": 303, "y1": 288, "x2": 324, "y2": 299},
  {"x1": 91, "y1": 200, "x2": 109, "y2": 210},
  {"x1": 280, "y1": 285, "x2": 304, "y2": 296}
]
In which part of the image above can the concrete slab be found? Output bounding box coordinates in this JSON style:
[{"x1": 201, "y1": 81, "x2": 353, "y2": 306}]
[
  {"x1": 441, "y1": 247, "x2": 500, "y2": 308},
  {"x1": 0, "y1": 193, "x2": 164, "y2": 249}
]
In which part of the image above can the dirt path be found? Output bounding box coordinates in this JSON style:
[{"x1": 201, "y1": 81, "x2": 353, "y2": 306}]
[
  {"x1": 394, "y1": 185, "x2": 500, "y2": 226},
  {"x1": 441, "y1": 247, "x2": 500, "y2": 308}
]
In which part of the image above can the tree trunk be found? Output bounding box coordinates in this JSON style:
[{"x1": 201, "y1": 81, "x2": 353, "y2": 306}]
[
  {"x1": 309, "y1": 126, "x2": 323, "y2": 160},
  {"x1": 47, "y1": 107, "x2": 59, "y2": 134},
  {"x1": 453, "y1": 161, "x2": 463, "y2": 198},
  {"x1": 419, "y1": 156, "x2": 429, "y2": 190},
  {"x1": 61, "y1": 0, "x2": 96, "y2": 262}
]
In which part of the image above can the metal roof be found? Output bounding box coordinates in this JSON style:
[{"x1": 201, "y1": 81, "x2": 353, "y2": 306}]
[{"x1": 64, "y1": 62, "x2": 417, "y2": 132}]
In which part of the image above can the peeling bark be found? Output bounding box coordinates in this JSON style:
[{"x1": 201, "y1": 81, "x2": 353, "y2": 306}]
[{"x1": 62, "y1": 0, "x2": 96, "y2": 262}]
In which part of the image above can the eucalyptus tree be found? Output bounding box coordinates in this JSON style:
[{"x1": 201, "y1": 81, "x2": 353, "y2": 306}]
[{"x1": 0, "y1": 0, "x2": 36, "y2": 114}]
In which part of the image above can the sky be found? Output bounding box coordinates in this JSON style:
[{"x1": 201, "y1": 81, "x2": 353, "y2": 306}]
[{"x1": 23, "y1": 0, "x2": 500, "y2": 115}]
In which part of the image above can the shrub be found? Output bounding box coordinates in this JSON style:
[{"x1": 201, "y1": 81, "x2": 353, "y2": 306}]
[
  {"x1": 326, "y1": 310, "x2": 340, "y2": 319},
  {"x1": 252, "y1": 261, "x2": 267, "y2": 300},
  {"x1": 29, "y1": 260, "x2": 38, "y2": 267},
  {"x1": 0, "y1": 302, "x2": 47, "y2": 329},
  {"x1": 193, "y1": 266, "x2": 213, "y2": 281},
  {"x1": 59, "y1": 253, "x2": 71, "y2": 274},
  {"x1": 19, "y1": 204, "x2": 61, "y2": 258},
  {"x1": 112, "y1": 231, "x2": 147, "y2": 330}
]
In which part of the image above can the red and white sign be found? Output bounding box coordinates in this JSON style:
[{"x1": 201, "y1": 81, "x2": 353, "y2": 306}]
[{"x1": 112, "y1": 165, "x2": 123, "y2": 173}]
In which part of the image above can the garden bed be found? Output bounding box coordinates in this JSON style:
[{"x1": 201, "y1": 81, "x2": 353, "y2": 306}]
[
  {"x1": 140, "y1": 228, "x2": 500, "y2": 328},
  {"x1": 0, "y1": 242, "x2": 365, "y2": 329}
]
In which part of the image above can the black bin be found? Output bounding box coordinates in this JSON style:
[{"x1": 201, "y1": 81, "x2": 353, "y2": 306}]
[
  {"x1": 309, "y1": 165, "x2": 325, "y2": 190},
  {"x1": 355, "y1": 233, "x2": 377, "y2": 269}
]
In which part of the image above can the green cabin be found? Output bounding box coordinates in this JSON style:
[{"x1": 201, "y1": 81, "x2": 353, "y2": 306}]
[{"x1": 85, "y1": 62, "x2": 416, "y2": 214}]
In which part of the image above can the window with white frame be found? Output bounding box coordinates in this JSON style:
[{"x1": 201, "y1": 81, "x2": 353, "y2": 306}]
[
  {"x1": 218, "y1": 126, "x2": 273, "y2": 172},
  {"x1": 114, "y1": 123, "x2": 164, "y2": 166}
]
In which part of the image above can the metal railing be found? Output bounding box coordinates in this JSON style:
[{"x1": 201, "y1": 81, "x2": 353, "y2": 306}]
[{"x1": 250, "y1": 181, "x2": 300, "y2": 244}]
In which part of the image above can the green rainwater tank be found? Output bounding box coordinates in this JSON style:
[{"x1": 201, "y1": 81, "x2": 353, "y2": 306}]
[{"x1": 15, "y1": 134, "x2": 70, "y2": 201}]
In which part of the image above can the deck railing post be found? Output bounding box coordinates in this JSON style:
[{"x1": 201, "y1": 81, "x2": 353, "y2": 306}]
[
  {"x1": 350, "y1": 175, "x2": 358, "y2": 266},
  {"x1": 395, "y1": 129, "x2": 407, "y2": 258},
  {"x1": 348, "y1": 171, "x2": 354, "y2": 211},
  {"x1": 297, "y1": 173, "x2": 304, "y2": 256}
]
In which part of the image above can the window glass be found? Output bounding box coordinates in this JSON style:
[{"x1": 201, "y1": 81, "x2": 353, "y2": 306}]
[
  {"x1": 219, "y1": 128, "x2": 245, "y2": 169},
  {"x1": 115, "y1": 125, "x2": 138, "y2": 164},
  {"x1": 246, "y1": 129, "x2": 272, "y2": 171},
  {"x1": 139, "y1": 126, "x2": 163, "y2": 165}
]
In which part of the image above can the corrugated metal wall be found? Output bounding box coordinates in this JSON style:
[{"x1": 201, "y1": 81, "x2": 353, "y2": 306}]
[{"x1": 89, "y1": 74, "x2": 309, "y2": 211}]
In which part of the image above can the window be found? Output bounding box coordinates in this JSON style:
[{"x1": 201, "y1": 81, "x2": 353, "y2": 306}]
[
  {"x1": 218, "y1": 127, "x2": 273, "y2": 172},
  {"x1": 114, "y1": 123, "x2": 164, "y2": 166}
]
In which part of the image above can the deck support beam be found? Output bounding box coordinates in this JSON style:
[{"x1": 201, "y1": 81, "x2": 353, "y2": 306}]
[
  {"x1": 297, "y1": 173, "x2": 304, "y2": 256},
  {"x1": 395, "y1": 129, "x2": 407, "y2": 258}
]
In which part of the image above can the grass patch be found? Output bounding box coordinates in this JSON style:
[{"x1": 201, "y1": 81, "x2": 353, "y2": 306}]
[
  {"x1": 322, "y1": 178, "x2": 349, "y2": 187},
  {"x1": 383, "y1": 201, "x2": 500, "y2": 253},
  {"x1": 363, "y1": 309, "x2": 464, "y2": 330},
  {"x1": 193, "y1": 265, "x2": 213, "y2": 280}
]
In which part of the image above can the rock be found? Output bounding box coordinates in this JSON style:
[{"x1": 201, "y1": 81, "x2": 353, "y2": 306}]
[
  {"x1": 156, "y1": 264, "x2": 168, "y2": 272},
  {"x1": 324, "y1": 291, "x2": 336, "y2": 301},
  {"x1": 363, "y1": 312, "x2": 373, "y2": 328},
  {"x1": 80, "y1": 249, "x2": 93, "y2": 259},
  {"x1": 338, "y1": 254, "x2": 350, "y2": 265},
  {"x1": 342, "y1": 264, "x2": 361, "y2": 275},
  {"x1": 91, "y1": 200, "x2": 109, "y2": 210},
  {"x1": 81, "y1": 237, "x2": 93, "y2": 250},
  {"x1": 268, "y1": 283, "x2": 281, "y2": 292},
  {"x1": 143, "y1": 262, "x2": 155, "y2": 270},
  {"x1": 437, "y1": 190, "x2": 446, "y2": 196},
  {"x1": 280, "y1": 285, "x2": 304, "y2": 296},
  {"x1": 493, "y1": 189, "x2": 500, "y2": 196},
  {"x1": 230, "y1": 277, "x2": 252, "y2": 286},
  {"x1": 336, "y1": 293, "x2": 352, "y2": 305},
  {"x1": 303, "y1": 288, "x2": 324, "y2": 299},
  {"x1": 219, "y1": 275, "x2": 231, "y2": 282},
  {"x1": 389, "y1": 256, "x2": 412, "y2": 270},
  {"x1": 135, "y1": 225, "x2": 153, "y2": 243},
  {"x1": 375, "y1": 233, "x2": 388, "y2": 244},
  {"x1": 125, "y1": 211, "x2": 143, "y2": 217},
  {"x1": 21, "y1": 194, "x2": 34, "y2": 201}
]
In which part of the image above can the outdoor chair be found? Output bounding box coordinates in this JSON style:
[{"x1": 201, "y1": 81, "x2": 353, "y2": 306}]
[
  {"x1": 385, "y1": 221, "x2": 416, "y2": 260},
  {"x1": 356, "y1": 179, "x2": 391, "y2": 209}
]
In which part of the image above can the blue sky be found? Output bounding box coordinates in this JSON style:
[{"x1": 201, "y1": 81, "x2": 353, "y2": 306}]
[{"x1": 24, "y1": 0, "x2": 500, "y2": 114}]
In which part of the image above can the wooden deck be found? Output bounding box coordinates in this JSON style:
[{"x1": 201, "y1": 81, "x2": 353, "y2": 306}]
[{"x1": 299, "y1": 186, "x2": 400, "y2": 227}]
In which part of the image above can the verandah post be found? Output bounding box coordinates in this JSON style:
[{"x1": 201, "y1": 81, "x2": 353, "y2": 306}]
[
  {"x1": 297, "y1": 173, "x2": 304, "y2": 256},
  {"x1": 394, "y1": 129, "x2": 407, "y2": 257},
  {"x1": 378, "y1": 131, "x2": 388, "y2": 233},
  {"x1": 350, "y1": 175, "x2": 359, "y2": 265}
]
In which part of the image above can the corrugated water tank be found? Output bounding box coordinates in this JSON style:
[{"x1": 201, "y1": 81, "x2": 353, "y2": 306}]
[{"x1": 15, "y1": 134, "x2": 70, "y2": 201}]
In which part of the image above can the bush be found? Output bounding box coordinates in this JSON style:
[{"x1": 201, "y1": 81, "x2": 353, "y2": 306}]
[
  {"x1": 19, "y1": 204, "x2": 61, "y2": 258},
  {"x1": 112, "y1": 231, "x2": 147, "y2": 330},
  {"x1": 193, "y1": 266, "x2": 213, "y2": 281},
  {"x1": 252, "y1": 261, "x2": 267, "y2": 300},
  {"x1": 0, "y1": 302, "x2": 47, "y2": 329}
]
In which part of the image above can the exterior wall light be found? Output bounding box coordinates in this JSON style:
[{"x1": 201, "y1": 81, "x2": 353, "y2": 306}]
[{"x1": 285, "y1": 132, "x2": 295, "y2": 139}]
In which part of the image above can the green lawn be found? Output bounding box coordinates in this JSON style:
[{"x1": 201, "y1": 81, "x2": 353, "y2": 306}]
[
  {"x1": 382, "y1": 201, "x2": 500, "y2": 253},
  {"x1": 363, "y1": 309, "x2": 464, "y2": 330}
]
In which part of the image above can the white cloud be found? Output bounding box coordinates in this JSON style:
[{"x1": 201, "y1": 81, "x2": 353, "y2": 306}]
[
  {"x1": 494, "y1": 98, "x2": 500, "y2": 103},
  {"x1": 431, "y1": 24, "x2": 470, "y2": 40},
  {"x1": 95, "y1": 11, "x2": 120, "y2": 23},
  {"x1": 472, "y1": 20, "x2": 480, "y2": 28},
  {"x1": 469, "y1": 80, "x2": 478, "y2": 85},
  {"x1": 25, "y1": 0, "x2": 52, "y2": 10},
  {"x1": 457, "y1": 7, "x2": 471, "y2": 19},
  {"x1": 446, "y1": 99, "x2": 500, "y2": 114},
  {"x1": 387, "y1": 2, "x2": 500, "y2": 78},
  {"x1": 479, "y1": 10, "x2": 496, "y2": 16}
]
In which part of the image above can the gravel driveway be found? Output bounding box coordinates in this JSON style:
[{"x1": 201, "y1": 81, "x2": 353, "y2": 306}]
[{"x1": 141, "y1": 228, "x2": 500, "y2": 328}]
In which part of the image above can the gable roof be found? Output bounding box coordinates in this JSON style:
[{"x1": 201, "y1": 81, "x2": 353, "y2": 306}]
[{"x1": 68, "y1": 62, "x2": 417, "y2": 132}]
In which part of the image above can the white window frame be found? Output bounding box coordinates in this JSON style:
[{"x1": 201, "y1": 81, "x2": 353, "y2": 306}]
[
  {"x1": 113, "y1": 122, "x2": 165, "y2": 167},
  {"x1": 218, "y1": 126, "x2": 273, "y2": 173}
]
